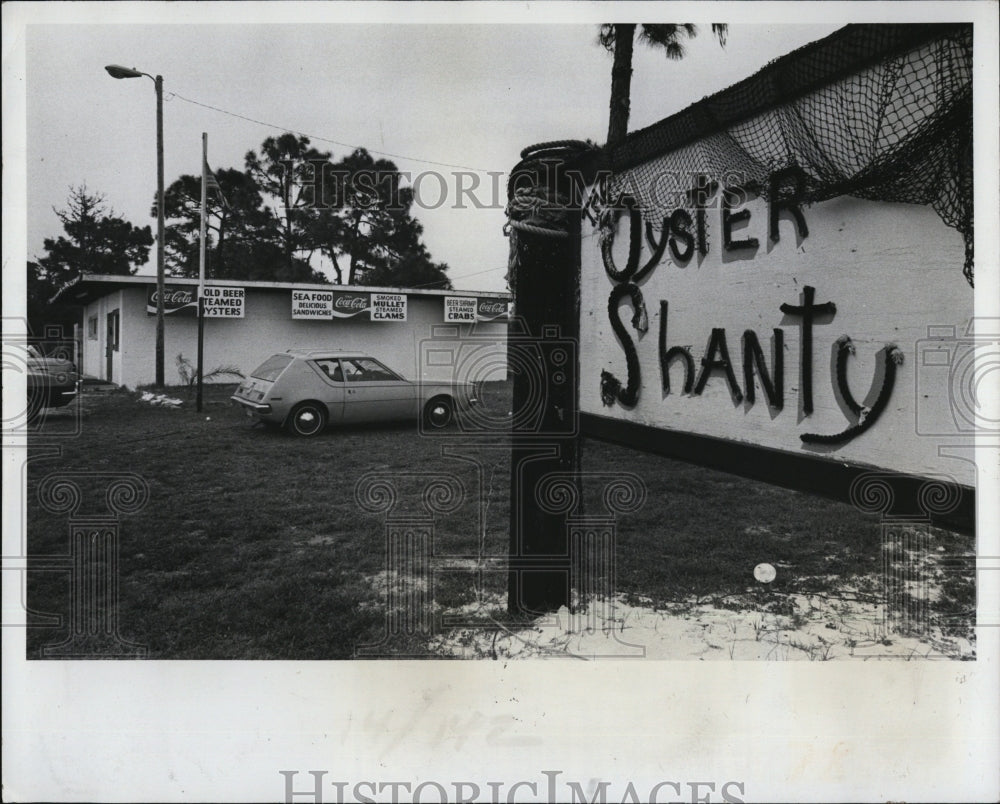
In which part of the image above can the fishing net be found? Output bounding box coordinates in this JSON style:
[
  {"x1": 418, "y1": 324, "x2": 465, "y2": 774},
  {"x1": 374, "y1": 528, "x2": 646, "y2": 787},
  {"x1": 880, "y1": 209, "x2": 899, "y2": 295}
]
[{"x1": 608, "y1": 24, "x2": 974, "y2": 285}]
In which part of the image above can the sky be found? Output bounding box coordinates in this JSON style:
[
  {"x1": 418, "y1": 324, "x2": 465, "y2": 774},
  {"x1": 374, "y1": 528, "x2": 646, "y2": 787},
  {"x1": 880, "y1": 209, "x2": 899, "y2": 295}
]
[{"x1": 13, "y1": 7, "x2": 850, "y2": 294}]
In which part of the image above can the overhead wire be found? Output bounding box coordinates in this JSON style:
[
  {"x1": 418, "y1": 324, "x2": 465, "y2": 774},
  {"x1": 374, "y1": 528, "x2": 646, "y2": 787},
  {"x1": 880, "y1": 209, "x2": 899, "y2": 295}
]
[
  {"x1": 411, "y1": 265, "x2": 507, "y2": 289},
  {"x1": 163, "y1": 90, "x2": 510, "y2": 291},
  {"x1": 168, "y1": 91, "x2": 497, "y2": 174}
]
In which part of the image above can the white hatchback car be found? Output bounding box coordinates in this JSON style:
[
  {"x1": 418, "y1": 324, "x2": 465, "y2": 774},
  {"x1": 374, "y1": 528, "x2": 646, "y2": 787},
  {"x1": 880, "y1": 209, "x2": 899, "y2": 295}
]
[{"x1": 231, "y1": 350, "x2": 478, "y2": 436}]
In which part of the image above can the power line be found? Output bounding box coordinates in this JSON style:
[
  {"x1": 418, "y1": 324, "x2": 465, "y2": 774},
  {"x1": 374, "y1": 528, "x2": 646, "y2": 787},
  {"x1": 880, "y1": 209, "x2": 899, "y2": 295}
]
[
  {"x1": 168, "y1": 91, "x2": 497, "y2": 174},
  {"x1": 412, "y1": 265, "x2": 508, "y2": 289}
]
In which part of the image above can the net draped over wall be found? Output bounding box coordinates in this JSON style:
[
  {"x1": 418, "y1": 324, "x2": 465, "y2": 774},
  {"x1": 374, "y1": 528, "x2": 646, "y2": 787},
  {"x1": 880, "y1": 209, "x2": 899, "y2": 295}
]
[{"x1": 608, "y1": 24, "x2": 974, "y2": 285}]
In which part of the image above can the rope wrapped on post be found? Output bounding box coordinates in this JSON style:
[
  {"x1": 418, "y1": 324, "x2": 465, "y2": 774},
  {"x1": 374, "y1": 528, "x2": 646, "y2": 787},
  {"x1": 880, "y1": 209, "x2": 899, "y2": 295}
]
[
  {"x1": 504, "y1": 140, "x2": 604, "y2": 291},
  {"x1": 506, "y1": 185, "x2": 572, "y2": 238}
]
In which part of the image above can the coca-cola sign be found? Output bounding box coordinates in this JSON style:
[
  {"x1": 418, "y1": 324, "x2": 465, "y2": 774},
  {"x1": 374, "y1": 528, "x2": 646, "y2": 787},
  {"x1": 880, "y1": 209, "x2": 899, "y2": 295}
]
[
  {"x1": 476, "y1": 297, "x2": 509, "y2": 321},
  {"x1": 330, "y1": 291, "x2": 371, "y2": 318},
  {"x1": 146, "y1": 286, "x2": 197, "y2": 316}
]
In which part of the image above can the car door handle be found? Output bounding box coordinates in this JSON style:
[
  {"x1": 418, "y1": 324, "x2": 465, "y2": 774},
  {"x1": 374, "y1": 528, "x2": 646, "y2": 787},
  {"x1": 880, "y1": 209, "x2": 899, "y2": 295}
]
[{"x1": 347, "y1": 389, "x2": 356, "y2": 394}]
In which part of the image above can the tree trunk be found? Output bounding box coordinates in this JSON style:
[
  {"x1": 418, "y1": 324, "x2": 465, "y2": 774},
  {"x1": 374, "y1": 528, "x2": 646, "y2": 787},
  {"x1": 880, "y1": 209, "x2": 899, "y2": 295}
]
[
  {"x1": 329, "y1": 253, "x2": 343, "y2": 284},
  {"x1": 348, "y1": 212, "x2": 362, "y2": 284},
  {"x1": 606, "y1": 24, "x2": 636, "y2": 149}
]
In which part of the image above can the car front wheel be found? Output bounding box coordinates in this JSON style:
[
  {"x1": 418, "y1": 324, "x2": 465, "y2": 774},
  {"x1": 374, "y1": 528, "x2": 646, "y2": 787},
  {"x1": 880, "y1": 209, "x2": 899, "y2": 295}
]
[
  {"x1": 423, "y1": 396, "x2": 454, "y2": 429},
  {"x1": 287, "y1": 402, "x2": 327, "y2": 437}
]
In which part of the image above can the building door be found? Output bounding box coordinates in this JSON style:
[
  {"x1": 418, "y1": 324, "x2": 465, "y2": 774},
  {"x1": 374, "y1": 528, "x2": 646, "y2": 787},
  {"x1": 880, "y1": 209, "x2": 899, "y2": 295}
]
[{"x1": 105, "y1": 309, "x2": 119, "y2": 381}]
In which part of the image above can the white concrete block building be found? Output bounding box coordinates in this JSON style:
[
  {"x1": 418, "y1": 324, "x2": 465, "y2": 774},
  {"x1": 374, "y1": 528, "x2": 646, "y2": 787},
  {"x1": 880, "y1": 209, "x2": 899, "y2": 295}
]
[{"x1": 62, "y1": 276, "x2": 510, "y2": 388}]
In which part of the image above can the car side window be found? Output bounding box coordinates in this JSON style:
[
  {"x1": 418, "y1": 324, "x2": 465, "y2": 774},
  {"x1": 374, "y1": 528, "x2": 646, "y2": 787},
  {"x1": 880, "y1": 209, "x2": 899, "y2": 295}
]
[
  {"x1": 314, "y1": 359, "x2": 344, "y2": 383},
  {"x1": 343, "y1": 358, "x2": 399, "y2": 382}
]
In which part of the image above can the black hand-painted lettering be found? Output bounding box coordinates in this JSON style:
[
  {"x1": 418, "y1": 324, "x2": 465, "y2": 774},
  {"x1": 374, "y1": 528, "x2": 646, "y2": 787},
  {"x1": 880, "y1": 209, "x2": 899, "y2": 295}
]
[
  {"x1": 802, "y1": 341, "x2": 903, "y2": 444},
  {"x1": 694, "y1": 328, "x2": 743, "y2": 402},
  {"x1": 769, "y1": 166, "x2": 810, "y2": 242},
  {"x1": 779, "y1": 285, "x2": 836, "y2": 415},
  {"x1": 742, "y1": 329, "x2": 784, "y2": 409},
  {"x1": 659, "y1": 300, "x2": 694, "y2": 394}
]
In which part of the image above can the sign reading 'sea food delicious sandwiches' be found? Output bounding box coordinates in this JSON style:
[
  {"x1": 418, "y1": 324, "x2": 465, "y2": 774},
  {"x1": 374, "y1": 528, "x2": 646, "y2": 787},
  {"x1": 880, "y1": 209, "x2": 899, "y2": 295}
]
[
  {"x1": 291, "y1": 290, "x2": 334, "y2": 319},
  {"x1": 579, "y1": 29, "x2": 974, "y2": 489}
]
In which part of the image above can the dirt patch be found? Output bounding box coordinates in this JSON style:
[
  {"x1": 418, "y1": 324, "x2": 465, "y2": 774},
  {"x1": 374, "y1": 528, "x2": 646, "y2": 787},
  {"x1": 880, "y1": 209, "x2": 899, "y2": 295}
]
[{"x1": 429, "y1": 591, "x2": 974, "y2": 661}]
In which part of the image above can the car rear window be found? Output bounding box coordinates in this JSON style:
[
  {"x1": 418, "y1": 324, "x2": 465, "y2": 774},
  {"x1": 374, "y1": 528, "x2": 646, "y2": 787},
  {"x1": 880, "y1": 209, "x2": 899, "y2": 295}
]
[{"x1": 251, "y1": 354, "x2": 293, "y2": 381}]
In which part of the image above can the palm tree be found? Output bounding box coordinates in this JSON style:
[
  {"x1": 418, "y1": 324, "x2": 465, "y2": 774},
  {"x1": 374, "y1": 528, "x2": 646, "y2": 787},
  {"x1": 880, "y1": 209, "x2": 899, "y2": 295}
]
[{"x1": 600, "y1": 24, "x2": 728, "y2": 148}]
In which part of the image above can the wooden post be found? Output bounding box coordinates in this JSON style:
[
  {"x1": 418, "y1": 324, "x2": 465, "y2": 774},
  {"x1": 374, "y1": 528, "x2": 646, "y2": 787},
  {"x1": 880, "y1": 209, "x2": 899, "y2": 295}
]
[{"x1": 505, "y1": 142, "x2": 598, "y2": 616}]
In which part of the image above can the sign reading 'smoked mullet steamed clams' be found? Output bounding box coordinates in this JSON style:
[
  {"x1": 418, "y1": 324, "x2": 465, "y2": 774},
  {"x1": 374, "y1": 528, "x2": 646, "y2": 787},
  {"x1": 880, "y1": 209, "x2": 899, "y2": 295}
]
[
  {"x1": 579, "y1": 25, "x2": 974, "y2": 494},
  {"x1": 371, "y1": 293, "x2": 407, "y2": 321}
]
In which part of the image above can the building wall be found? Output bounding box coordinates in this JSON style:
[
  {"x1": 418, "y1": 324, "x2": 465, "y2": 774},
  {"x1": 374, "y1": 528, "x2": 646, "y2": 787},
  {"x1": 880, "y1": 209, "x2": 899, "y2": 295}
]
[
  {"x1": 580, "y1": 191, "x2": 974, "y2": 487},
  {"x1": 81, "y1": 290, "x2": 124, "y2": 383},
  {"x1": 85, "y1": 288, "x2": 508, "y2": 389},
  {"x1": 578, "y1": 30, "x2": 974, "y2": 490}
]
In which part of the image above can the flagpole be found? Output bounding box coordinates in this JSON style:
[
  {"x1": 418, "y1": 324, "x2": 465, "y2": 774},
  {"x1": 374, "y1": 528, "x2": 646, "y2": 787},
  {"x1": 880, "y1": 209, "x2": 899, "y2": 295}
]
[{"x1": 197, "y1": 131, "x2": 207, "y2": 413}]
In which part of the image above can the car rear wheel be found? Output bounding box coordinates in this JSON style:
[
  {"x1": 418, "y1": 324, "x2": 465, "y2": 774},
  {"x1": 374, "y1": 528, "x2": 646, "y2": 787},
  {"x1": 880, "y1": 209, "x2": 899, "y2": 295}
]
[
  {"x1": 287, "y1": 402, "x2": 327, "y2": 437},
  {"x1": 423, "y1": 396, "x2": 454, "y2": 429}
]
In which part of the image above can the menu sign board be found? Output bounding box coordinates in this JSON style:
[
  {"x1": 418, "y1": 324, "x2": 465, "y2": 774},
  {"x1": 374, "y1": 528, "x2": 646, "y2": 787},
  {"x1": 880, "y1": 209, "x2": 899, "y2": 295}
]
[
  {"x1": 292, "y1": 291, "x2": 408, "y2": 321},
  {"x1": 444, "y1": 297, "x2": 477, "y2": 322},
  {"x1": 371, "y1": 293, "x2": 407, "y2": 321},
  {"x1": 201, "y1": 286, "x2": 244, "y2": 318},
  {"x1": 292, "y1": 290, "x2": 335, "y2": 319},
  {"x1": 444, "y1": 296, "x2": 510, "y2": 323}
]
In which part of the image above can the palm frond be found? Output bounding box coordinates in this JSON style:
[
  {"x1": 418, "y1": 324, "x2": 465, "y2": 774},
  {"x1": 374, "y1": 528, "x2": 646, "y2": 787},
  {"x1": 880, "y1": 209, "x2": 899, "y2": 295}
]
[
  {"x1": 597, "y1": 23, "x2": 618, "y2": 52},
  {"x1": 639, "y1": 23, "x2": 700, "y2": 59}
]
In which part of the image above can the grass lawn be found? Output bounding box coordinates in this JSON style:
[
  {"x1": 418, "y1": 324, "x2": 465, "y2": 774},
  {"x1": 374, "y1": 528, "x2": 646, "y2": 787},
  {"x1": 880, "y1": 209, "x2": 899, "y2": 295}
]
[{"x1": 24, "y1": 381, "x2": 975, "y2": 659}]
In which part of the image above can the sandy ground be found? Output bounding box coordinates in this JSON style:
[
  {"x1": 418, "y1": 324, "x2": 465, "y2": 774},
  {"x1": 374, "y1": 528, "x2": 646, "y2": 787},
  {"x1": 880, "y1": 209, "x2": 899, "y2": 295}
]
[
  {"x1": 361, "y1": 568, "x2": 974, "y2": 660},
  {"x1": 427, "y1": 592, "x2": 975, "y2": 660}
]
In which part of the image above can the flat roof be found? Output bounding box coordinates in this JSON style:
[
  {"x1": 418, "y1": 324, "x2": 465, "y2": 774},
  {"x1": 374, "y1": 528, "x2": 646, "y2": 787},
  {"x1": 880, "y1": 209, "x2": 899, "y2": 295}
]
[{"x1": 56, "y1": 274, "x2": 512, "y2": 306}]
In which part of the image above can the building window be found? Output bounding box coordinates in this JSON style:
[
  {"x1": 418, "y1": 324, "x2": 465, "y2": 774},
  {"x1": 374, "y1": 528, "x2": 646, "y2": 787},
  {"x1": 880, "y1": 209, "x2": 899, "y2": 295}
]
[{"x1": 88, "y1": 316, "x2": 98, "y2": 340}]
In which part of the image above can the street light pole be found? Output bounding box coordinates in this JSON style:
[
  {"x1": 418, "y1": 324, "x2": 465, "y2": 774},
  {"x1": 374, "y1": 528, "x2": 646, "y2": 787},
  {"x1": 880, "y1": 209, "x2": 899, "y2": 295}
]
[
  {"x1": 154, "y1": 74, "x2": 165, "y2": 388},
  {"x1": 105, "y1": 64, "x2": 166, "y2": 387}
]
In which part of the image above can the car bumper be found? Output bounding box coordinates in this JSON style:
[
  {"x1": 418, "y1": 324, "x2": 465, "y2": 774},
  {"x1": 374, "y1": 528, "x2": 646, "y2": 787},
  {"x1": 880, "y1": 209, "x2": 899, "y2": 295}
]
[
  {"x1": 29, "y1": 382, "x2": 79, "y2": 409},
  {"x1": 230, "y1": 396, "x2": 273, "y2": 418}
]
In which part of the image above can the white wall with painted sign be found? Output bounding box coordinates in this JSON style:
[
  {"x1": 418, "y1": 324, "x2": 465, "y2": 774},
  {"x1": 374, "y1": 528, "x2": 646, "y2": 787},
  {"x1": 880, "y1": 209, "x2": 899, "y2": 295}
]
[
  {"x1": 580, "y1": 190, "x2": 973, "y2": 486},
  {"x1": 75, "y1": 279, "x2": 509, "y2": 388}
]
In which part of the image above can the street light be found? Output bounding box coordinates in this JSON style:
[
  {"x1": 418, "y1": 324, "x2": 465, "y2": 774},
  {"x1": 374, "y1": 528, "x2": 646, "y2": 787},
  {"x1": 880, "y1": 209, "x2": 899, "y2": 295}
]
[{"x1": 105, "y1": 64, "x2": 166, "y2": 388}]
